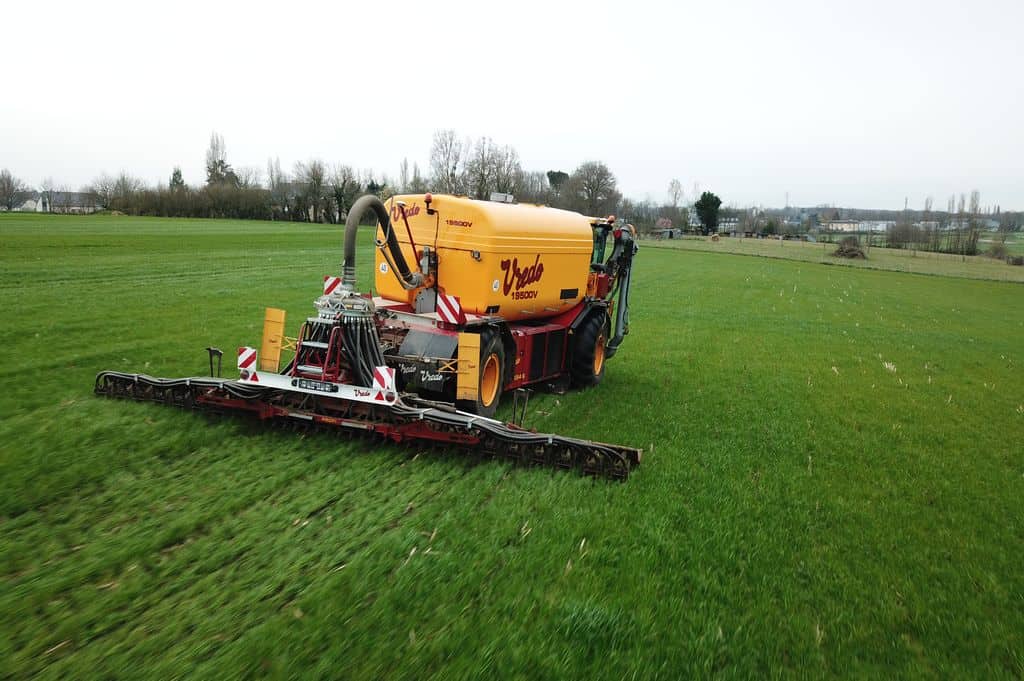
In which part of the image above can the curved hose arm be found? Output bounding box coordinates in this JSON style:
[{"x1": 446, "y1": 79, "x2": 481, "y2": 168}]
[{"x1": 341, "y1": 195, "x2": 423, "y2": 291}]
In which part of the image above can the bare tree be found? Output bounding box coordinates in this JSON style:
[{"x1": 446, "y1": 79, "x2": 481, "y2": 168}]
[
  {"x1": 206, "y1": 132, "x2": 238, "y2": 186},
  {"x1": 921, "y1": 196, "x2": 935, "y2": 252},
  {"x1": 236, "y1": 166, "x2": 262, "y2": 189},
  {"x1": 429, "y1": 129, "x2": 464, "y2": 194},
  {"x1": 0, "y1": 169, "x2": 27, "y2": 210},
  {"x1": 459, "y1": 137, "x2": 522, "y2": 199},
  {"x1": 514, "y1": 170, "x2": 549, "y2": 204},
  {"x1": 463, "y1": 137, "x2": 495, "y2": 199},
  {"x1": 492, "y1": 145, "x2": 520, "y2": 195},
  {"x1": 87, "y1": 174, "x2": 116, "y2": 209},
  {"x1": 294, "y1": 159, "x2": 326, "y2": 222},
  {"x1": 112, "y1": 172, "x2": 145, "y2": 208},
  {"x1": 329, "y1": 164, "x2": 360, "y2": 221},
  {"x1": 40, "y1": 177, "x2": 56, "y2": 212},
  {"x1": 967, "y1": 189, "x2": 982, "y2": 256},
  {"x1": 952, "y1": 193, "x2": 967, "y2": 257},
  {"x1": 666, "y1": 178, "x2": 685, "y2": 226},
  {"x1": 668, "y1": 179, "x2": 684, "y2": 209},
  {"x1": 564, "y1": 161, "x2": 621, "y2": 216},
  {"x1": 408, "y1": 162, "x2": 428, "y2": 193},
  {"x1": 54, "y1": 185, "x2": 75, "y2": 213},
  {"x1": 398, "y1": 158, "x2": 410, "y2": 193}
]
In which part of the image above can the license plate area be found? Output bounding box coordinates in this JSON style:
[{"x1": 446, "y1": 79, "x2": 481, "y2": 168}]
[{"x1": 293, "y1": 378, "x2": 339, "y2": 393}]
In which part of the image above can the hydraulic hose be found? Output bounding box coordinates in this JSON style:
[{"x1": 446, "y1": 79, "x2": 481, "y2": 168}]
[
  {"x1": 605, "y1": 228, "x2": 637, "y2": 359},
  {"x1": 342, "y1": 194, "x2": 422, "y2": 290}
]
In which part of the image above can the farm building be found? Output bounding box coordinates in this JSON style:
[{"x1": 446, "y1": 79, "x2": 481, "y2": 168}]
[
  {"x1": 2, "y1": 191, "x2": 44, "y2": 212},
  {"x1": 44, "y1": 192, "x2": 103, "y2": 214},
  {"x1": 1, "y1": 191, "x2": 102, "y2": 214}
]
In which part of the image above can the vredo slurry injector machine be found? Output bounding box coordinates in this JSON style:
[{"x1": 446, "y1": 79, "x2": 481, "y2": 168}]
[{"x1": 95, "y1": 193, "x2": 641, "y2": 478}]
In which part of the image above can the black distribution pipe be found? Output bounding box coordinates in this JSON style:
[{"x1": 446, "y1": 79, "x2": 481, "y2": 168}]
[{"x1": 341, "y1": 194, "x2": 421, "y2": 290}]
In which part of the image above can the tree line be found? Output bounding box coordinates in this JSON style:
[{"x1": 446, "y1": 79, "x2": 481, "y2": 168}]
[
  {"x1": 1, "y1": 131, "x2": 633, "y2": 223},
  {"x1": 3, "y1": 130, "x2": 727, "y2": 233}
]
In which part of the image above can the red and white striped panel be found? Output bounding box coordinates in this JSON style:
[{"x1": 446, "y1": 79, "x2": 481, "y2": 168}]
[
  {"x1": 436, "y1": 293, "x2": 466, "y2": 325},
  {"x1": 237, "y1": 346, "x2": 257, "y2": 370},
  {"x1": 323, "y1": 275, "x2": 342, "y2": 295},
  {"x1": 372, "y1": 365, "x2": 396, "y2": 402}
]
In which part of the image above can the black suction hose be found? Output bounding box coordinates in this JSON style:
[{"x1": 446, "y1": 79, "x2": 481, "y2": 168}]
[{"x1": 341, "y1": 195, "x2": 421, "y2": 290}]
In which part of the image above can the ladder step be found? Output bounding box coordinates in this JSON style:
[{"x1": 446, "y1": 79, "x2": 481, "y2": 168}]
[
  {"x1": 300, "y1": 341, "x2": 329, "y2": 349},
  {"x1": 308, "y1": 317, "x2": 334, "y2": 325},
  {"x1": 296, "y1": 365, "x2": 325, "y2": 375}
]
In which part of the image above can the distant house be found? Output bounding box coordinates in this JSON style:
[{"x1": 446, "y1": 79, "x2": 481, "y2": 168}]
[
  {"x1": 822, "y1": 219, "x2": 860, "y2": 232},
  {"x1": 943, "y1": 218, "x2": 1001, "y2": 231},
  {"x1": 687, "y1": 213, "x2": 739, "y2": 231},
  {"x1": 45, "y1": 191, "x2": 103, "y2": 214},
  {"x1": 823, "y1": 220, "x2": 892, "y2": 233},
  {"x1": 2, "y1": 191, "x2": 43, "y2": 212},
  {"x1": 1, "y1": 191, "x2": 102, "y2": 213}
]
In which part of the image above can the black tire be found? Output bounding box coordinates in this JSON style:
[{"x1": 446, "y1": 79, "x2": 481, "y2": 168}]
[
  {"x1": 456, "y1": 331, "x2": 505, "y2": 417},
  {"x1": 570, "y1": 311, "x2": 608, "y2": 388}
]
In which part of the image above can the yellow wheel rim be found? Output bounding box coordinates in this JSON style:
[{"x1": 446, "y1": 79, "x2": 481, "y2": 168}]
[
  {"x1": 481, "y1": 353, "x2": 500, "y2": 407},
  {"x1": 594, "y1": 334, "x2": 606, "y2": 375}
]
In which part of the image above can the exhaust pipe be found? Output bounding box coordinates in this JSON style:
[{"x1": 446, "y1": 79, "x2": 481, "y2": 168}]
[{"x1": 341, "y1": 195, "x2": 423, "y2": 290}]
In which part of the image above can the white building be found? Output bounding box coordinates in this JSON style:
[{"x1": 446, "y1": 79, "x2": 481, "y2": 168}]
[{"x1": 1, "y1": 191, "x2": 102, "y2": 213}]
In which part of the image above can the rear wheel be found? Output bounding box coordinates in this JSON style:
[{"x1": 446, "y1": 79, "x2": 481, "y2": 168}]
[
  {"x1": 571, "y1": 311, "x2": 608, "y2": 388},
  {"x1": 457, "y1": 331, "x2": 505, "y2": 417}
]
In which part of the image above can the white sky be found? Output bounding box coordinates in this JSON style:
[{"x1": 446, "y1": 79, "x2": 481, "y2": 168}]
[{"x1": 3, "y1": 0, "x2": 1022, "y2": 210}]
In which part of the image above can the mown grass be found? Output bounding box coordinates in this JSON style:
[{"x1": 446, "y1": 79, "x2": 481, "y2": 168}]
[
  {"x1": 1, "y1": 213, "x2": 1022, "y2": 679},
  {"x1": 645, "y1": 234, "x2": 1024, "y2": 282}
]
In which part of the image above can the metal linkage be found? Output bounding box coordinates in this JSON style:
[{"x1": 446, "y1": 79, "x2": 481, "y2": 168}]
[{"x1": 94, "y1": 371, "x2": 640, "y2": 480}]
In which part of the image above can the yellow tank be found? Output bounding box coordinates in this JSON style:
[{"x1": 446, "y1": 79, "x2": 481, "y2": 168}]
[{"x1": 375, "y1": 195, "x2": 595, "y2": 322}]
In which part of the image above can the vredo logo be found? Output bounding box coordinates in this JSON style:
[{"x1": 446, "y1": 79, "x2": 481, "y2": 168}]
[
  {"x1": 500, "y1": 254, "x2": 544, "y2": 296},
  {"x1": 391, "y1": 204, "x2": 420, "y2": 221}
]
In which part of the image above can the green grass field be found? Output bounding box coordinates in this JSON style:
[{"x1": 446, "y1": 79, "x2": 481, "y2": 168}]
[
  {"x1": 644, "y1": 235, "x2": 1024, "y2": 282},
  {"x1": 2, "y1": 213, "x2": 1022, "y2": 679}
]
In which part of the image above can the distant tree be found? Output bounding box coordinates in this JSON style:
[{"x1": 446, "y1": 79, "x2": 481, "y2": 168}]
[
  {"x1": 40, "y1": 177, "x2": 56, "y2": 212},
  {"x1": 86, "y1": 174, "x2": 116, "y2": 209},
  {"x1": 762, "y1": 218, "x2": 779, "y2": 236},
  {"x1": 169, "y1": 166, "x2": 185, "y2": 191},
  {"x1": 463, "y1": 137, "x2": 496, "y2": 199},
  {"x1": 294, "y1": 159, "x2": 327, "y2": 222},
  {"x1": 667, "y1": 178, "x2": 684, "y2": 209},
  {"x1": 491, "y1": 145, "x2": 520, "y2": 195},
  {"x1": 235, "y1": 167, "x2": 262, "y2": 189},
  {"x1": 54, "y1": 184, "x2": 75, "y2": 213},
  {"x1": 111, "y1": 171, "x2": 145, "y2": 209},
  {"x1": 205, "y1": 132, "x2": 239, "y2": 187},
  {"x1": 694, "y1": 191, "x2": 722, "y2": 234},
  {"x1": 514, "y1": 170, "x2": 549, "y2": 203},
  {"x1": 966, "y1": 189, "x2": 982, "y2": 256},
  {"x1": 398, "y1": 157, "x2": 410, "y2": 193},
  {"x1": 564, "y1": 161, "x2": 621, "y2": 216},
  {"x1": 461, "y1": 137, "x2": 522, "y2": 199},
  {"x1": 329, "y1": 164, "x2": 361, "y2": 220},
  {"x1": 408, "y1": 162, "x2": 428, "y2": 193},
  {"x1": 0, "y1": 169, "x2": 27, "y2": 210},
  {"x1": 365, "y1": 178, "x2": 383, "y2": 196},
  {"x1": 546, "y1": 170, "x2": 569, "y2": 191},
  {"x1": 429, "y1": 129, "x2": 464, "y2": 194},
  {"x1": 265, "y1": 157, "x2": 290, "y2": 218}
]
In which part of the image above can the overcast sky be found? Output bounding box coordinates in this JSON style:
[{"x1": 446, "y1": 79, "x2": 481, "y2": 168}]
[{"x1": 3, "y1": 0, "x2": 1022, "y2": 210}]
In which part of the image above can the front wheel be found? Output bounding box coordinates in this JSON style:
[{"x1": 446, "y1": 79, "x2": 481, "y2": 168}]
[{"x1": 570, "y1": 311, "x2": 608, "y2": 388}]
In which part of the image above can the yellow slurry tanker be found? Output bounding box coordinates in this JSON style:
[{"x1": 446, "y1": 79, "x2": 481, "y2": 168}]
[{"x1": 96, "y1": 193, "x2": 641, "y2": 478}]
